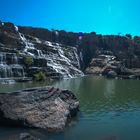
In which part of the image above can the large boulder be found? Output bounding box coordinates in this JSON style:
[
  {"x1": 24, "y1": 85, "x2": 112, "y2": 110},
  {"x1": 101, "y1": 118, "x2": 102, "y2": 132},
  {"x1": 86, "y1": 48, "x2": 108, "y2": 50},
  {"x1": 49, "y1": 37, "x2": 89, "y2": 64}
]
[
  {"x1": 85, "y1": 66, "x2": 103, "y2": 75},
  {"x1": 106, "y1": 70, "x2": 117, "y2": 78},
  {"x1": 85, "y1": 54, "x2": 119, "y2": 76},
  {"x1": 0, "y1": 87, "x2": 79, "y2": 131}
]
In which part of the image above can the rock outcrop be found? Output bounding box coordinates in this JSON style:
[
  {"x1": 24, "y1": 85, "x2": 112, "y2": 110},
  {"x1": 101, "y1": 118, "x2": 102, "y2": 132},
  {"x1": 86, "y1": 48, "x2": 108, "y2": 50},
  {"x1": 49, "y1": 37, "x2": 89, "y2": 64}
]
[
  {"x1": 86, "y1": 50, "x2": 140, "y2": 79},
  {"x1": 0, "y1": 87, "x2": 79, "y2": 131},
  {"x1": 85, "y1": 50, "x2": 120, "y2": 76}
]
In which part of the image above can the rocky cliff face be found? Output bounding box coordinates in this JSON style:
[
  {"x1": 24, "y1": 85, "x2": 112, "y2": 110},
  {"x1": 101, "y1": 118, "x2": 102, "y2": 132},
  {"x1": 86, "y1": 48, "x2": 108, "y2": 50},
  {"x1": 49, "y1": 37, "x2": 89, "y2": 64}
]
[
  {"x1": 1, "y1": 21, "x2": 140, "y2": 80},
  {"x1": 80, "y1": 34, "x2": 140, "y2": 70},
  {"x1": 0, "y1": 21, "x2": 83, "y2": 79}
]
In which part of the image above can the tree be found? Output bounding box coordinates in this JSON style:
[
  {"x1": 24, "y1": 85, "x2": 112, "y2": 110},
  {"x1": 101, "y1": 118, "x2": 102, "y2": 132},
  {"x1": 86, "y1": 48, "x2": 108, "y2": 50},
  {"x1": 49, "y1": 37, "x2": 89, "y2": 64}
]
[{"x1": 125, "y1": 34, "x2": 132, "y2": 40}]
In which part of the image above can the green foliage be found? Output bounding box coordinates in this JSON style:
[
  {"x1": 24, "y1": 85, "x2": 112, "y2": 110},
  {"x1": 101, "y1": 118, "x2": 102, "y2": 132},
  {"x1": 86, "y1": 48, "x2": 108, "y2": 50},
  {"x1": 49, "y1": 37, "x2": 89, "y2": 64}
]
[
  {"x1": 15, "y1": 50, "x2": 20, "y2": 56},
  {"x1": 134, "y1": 36, "x2": 140, "y2": 44},
  {"x1": 34, "y1": 71, "x2": 46, "y2": 81},
  {"x1": 24, "y1": 56, "x2": 33, "y2": 66}
]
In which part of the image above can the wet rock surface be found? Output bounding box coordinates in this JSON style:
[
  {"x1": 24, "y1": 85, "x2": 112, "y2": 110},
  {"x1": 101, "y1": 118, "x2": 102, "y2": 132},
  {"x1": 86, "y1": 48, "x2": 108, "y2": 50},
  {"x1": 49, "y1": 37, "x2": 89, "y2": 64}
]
[
  {"x1": 0, "y1": 87, "x2": 79, "y2": 131},
  {"x1": 0, "y1": 21, "x2": 83, "y2": 79}
]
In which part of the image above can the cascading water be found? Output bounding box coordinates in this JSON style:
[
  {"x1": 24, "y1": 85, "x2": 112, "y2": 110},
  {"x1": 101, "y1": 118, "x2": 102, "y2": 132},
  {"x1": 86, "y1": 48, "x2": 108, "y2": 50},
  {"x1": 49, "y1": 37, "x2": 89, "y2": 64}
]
[
  {"x1": 12, "y1": 53, "x2": 18, "y2": 64},
  {"x1": 0, "y1": 53, "x2": 6, "y2": 64},
  {"x1": 14, "y1": 25, "x2": 84, "y2": 79},
  {"x1": 80, "y1": 51, "x2": 83, "y2": 62},
  {"x1": 37, "y1": 50, "x2": 45, "y2": 58},
  {"x1": 0, "y1": 53, "x2": 25, "y2": 78},
  {"x1": 0, "y1": 21, "x2": 84, "y2": 84},
  {"x1": 15, "y1": 26, "x2": 36, "y2": 57},
  {"x1": 44, "y1": 41, "x2": 84, "y2": 78},
  {"x1": 0, "y1": 53, "x2": 12, "y2": 78}
]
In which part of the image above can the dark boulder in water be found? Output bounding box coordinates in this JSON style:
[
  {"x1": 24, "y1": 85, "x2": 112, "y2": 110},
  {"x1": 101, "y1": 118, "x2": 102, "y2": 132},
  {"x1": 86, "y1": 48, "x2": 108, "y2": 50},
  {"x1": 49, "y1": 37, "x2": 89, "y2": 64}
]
[
  {"x1": 107, "y1": 70, "x2": 117, "y2": 78},
  {"x1": 19, "y1": 133, "x2": 40, "y2": 140},
  {"x1": 0, "y1": 87, "x2": 79, "y2": 131}
]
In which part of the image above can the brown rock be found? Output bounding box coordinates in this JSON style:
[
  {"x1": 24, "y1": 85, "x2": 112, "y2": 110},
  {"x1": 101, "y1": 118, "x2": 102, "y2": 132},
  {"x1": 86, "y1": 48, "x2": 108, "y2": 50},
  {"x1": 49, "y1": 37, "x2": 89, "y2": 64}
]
[{"x1": 0, "y1": 87, "x2": 79, "y2": 131}]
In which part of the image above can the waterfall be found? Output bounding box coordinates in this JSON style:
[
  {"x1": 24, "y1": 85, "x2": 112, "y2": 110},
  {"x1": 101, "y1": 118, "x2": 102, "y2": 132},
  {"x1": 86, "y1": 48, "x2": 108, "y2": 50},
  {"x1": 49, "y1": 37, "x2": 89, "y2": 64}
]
[
  {"x1": 73, "y1": 48, "x2": 80, "y2": 69},
  {"x1": 0, "y1": 53, "x2": 25, "y2": 78},
  {"x1": 15, "y1": 26, "x2": 35, "y2": 57},
  {"x1": 12, "y1": 53, "x2": 18, "y2": 64},
  {"x1": 0, "y1": 54, "x2": 7, "y2": 77},
  {"x1": 0, "y1": 53, "x2": 6, "y2": 64},
  {"x1": 57, "y1": 45, "x2": 71, "y2": 65},
  {"x1": 13, "y1": 26, "x2": 83, "y2": 79},
  {"x1": 15, "y1": 25, "x2": 18, "y2": 32},
  {"x1": 37, "y1": 50, "x2": 45, "y2": 58},
  {"x1": 80, "y1": 51, "x2": 83, "y2": 62},
  {"x1": 45, "y1": 41, "x2": 84, "y2": 78}
]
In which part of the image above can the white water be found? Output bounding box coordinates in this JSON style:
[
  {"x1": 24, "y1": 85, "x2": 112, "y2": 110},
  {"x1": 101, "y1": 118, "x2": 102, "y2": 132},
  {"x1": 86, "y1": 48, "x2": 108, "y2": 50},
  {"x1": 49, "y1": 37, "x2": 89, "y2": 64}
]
[
  {"x1": 80, "y1": 51, "x2": 83, "y2": 62},
  {"x1": 44, "y1": 41, "x2": 84, "y2": 78},
  {"x1": 12, "y1": 53, "x2": 18, "y2": 64},
  {"x1": 0, "y1": 53, "x2": 25, "y2": 78},
  {"x1": 15, "y1": 26, "x2": 35, "y2": 57},
  {"x1": 14, "y1": 25, "x2": 83, "y2": 78}
]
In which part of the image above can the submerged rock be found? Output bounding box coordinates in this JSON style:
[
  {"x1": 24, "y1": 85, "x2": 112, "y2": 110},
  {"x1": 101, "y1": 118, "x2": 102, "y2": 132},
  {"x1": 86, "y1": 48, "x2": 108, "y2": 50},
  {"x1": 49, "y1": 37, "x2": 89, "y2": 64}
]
[
  {"x1": 19, "y1": 133, "x2": 40, "y2": 140},
  {"x1": 0, "y1": 87, "x2": 79, "y2": 131}
]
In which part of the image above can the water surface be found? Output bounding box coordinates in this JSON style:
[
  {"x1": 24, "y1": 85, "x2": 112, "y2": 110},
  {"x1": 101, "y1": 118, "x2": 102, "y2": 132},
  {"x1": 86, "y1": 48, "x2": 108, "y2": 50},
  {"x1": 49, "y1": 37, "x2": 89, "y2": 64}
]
[{"x1": 0, "y1": 76, "x2": 140, "y2": 140}]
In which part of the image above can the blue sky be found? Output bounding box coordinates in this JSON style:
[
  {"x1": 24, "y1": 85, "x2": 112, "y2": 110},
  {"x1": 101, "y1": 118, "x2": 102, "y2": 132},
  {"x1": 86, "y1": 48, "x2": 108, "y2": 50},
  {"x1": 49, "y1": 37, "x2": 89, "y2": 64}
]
[{"x1": 0, "y1": 0, "x2": 140, "y2": 35}]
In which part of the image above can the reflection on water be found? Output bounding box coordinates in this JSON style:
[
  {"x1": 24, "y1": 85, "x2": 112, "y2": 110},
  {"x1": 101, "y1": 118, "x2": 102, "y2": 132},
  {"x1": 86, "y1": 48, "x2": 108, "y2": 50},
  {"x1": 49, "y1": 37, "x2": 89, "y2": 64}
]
[
  {"x1": 0, "y1": 81, "x2": 52, "y2": 93},
  {"x1": 1, "y1": 76, "x2": 140, "y2": 140}
]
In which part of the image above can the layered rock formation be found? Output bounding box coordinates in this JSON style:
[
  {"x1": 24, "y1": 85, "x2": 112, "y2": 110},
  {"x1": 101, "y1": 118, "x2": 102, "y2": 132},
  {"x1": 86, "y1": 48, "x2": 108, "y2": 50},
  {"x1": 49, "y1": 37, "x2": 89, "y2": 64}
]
[
  {"x1": 1, "y1": 20, "x2": 140, "y2": 80},
  {"x1": 86, "y1": 50, "x2": 140, "y2": 79},
  {"x1": 86, "y1": 50, "x2": 120, "y2": 75},
  {"x1": 0, "y1": 87, "x2": 79, "y2": 131},
  {"x1": 0, "y1": 21, "x2": 83, "y2": 80}
]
